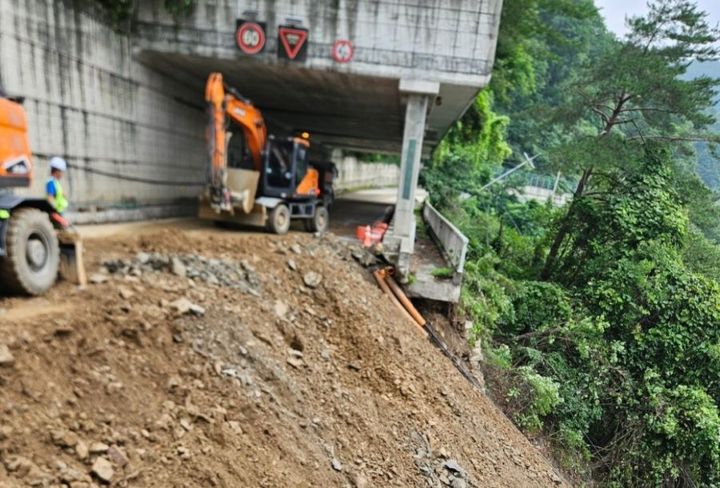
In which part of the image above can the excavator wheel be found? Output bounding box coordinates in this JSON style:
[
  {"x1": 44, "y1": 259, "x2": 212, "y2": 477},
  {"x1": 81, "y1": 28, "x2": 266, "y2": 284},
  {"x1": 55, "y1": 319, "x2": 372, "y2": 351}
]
[
  {"x1": 0, "y1": 208, "x2": 60, "y2": 295},
  {"x1": 267, "y1": 204, "x2": 291, "y2": 235},
  {"x1": 305, "y1": 206, "x2": 329, "y2": 234}
]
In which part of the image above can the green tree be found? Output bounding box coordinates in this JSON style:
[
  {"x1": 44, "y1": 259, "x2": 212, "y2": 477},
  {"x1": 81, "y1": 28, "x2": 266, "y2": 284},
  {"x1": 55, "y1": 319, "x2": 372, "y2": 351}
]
[{"x1": 542, "y1": 0, "x2": 720, "y2": 278}]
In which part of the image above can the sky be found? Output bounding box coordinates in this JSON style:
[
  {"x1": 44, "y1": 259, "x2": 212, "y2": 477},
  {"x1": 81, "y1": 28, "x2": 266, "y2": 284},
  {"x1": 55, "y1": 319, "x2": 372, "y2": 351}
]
[{"x1": 594, "y1": 0, "x2": 720, "y2": 36}]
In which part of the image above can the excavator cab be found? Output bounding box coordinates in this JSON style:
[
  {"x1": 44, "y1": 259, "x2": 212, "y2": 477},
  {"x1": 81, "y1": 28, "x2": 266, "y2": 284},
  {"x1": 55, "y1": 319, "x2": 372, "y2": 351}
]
[{"x1": 262, "y1": 136, "x2": 315, "y2": 199}]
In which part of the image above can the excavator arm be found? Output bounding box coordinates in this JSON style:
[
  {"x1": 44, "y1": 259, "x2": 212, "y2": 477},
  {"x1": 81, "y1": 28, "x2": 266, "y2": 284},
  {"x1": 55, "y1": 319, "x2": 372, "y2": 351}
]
[{"x1": 205, "y1": 72, "x2": 267, "y2": 210}]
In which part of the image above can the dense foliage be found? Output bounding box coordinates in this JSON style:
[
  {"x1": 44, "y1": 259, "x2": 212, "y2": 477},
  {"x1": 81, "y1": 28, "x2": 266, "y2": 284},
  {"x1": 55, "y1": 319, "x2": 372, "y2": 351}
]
[{"x1": 424, "y1": 1, "x2": 720, "y2": 485}]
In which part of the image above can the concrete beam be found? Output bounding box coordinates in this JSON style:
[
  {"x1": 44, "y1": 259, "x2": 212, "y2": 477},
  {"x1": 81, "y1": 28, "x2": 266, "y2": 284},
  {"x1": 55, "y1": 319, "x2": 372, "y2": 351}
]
[{"x1": 399, "y1": 79, "x2": 440, "y2": 96}]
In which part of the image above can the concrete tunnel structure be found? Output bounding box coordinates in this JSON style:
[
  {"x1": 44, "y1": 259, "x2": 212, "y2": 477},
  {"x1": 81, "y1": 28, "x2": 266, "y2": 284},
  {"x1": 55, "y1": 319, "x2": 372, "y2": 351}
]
[{"x1": 1, "y1": 0, "x2": 503, "y2": 273}]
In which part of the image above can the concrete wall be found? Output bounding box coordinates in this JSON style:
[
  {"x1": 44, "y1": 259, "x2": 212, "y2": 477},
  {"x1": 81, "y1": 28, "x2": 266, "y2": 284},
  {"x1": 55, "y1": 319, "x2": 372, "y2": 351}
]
[
  {"x1": 333, "y1": 155, "x2": 399, "y2": 191},
  {"x1": 0, "y1": 0, "x2": 206, "y2": 212},
  {"x1": 136, "y1": 0, "x2": 503, "y2": 86}
]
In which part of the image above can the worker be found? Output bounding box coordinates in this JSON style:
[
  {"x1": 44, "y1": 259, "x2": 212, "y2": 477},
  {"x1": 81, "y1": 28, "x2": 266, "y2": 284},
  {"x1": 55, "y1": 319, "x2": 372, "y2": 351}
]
[{"x1": 46, "y1": 157, "x2": 69, "y2": 214}]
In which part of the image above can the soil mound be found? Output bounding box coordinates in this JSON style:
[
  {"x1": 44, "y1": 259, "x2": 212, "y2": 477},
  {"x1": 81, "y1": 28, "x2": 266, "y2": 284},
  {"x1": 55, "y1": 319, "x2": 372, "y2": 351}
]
[{"x1": 0, "y1": 228, "x2": 565, "y2": 487}]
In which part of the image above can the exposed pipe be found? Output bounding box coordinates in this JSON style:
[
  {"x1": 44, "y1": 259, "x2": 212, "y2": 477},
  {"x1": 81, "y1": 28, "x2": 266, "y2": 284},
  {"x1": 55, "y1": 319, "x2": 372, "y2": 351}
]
[
  {"x1": 373, "y1": 268, "x2": 426, "y2": 336},
  {"x1": 383, "y1": 269, "x2": 427, "y2": 328}
]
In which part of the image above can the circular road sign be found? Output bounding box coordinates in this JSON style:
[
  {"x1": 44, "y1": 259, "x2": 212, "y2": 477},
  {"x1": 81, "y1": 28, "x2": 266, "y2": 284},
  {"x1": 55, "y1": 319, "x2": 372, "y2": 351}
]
[
  {"x1": 236, "y1": 22, "x2": 266, "y2": 54},
  {"x1": 332, "y1": 40, "x2": 354, "y2": 63}
]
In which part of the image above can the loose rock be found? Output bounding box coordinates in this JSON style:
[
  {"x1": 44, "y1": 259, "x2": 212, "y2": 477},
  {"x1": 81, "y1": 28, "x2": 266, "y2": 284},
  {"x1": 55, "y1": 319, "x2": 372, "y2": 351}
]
[
  {"x1": 107, "y1": 445, "x2": 128, "y2": 467},
  {"x1": 303, "y1": 271, "x2": 322, "y2": 288},
  {"x1": 287, "y1": 356, "x2": 305, "y2": 369},
  {"x1": 89, "y1": 273, "x2": 108, "y2": 284},
  {"x1": 169, "y1": 298, "x2": 205, "y2": 316},
  {"x1": 89, "y1": 442, "x2": 110, "y2": 454},
  {"x1": 171, "y1": 257, "x2": 187, "y2": 277},
  {"x1": 51, "y1": 429, "x2": 79, "y2": 448},
  {"x1": 0, "y1": 344, "x2": 14, "y2": 367},
  {"x1": 274, "y1": 300, "x2": 289, "y2": 318},
  {"x1": 91, "y1": 457, "x2": 114, "y2": 483},
  {"x1": 76, "y1": 441, "x2": 89, "y2": 461}
]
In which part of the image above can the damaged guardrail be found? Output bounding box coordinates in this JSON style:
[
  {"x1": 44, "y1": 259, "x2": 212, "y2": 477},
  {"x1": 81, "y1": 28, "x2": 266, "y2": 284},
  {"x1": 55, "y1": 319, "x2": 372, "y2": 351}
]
[{"x1": 421, "y1": 201, "x2": 469, "y2": 285}]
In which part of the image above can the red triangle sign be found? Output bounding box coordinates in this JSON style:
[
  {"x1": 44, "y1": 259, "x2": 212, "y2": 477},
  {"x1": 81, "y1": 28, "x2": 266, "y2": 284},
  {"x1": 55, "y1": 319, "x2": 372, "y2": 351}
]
[{"x1": 279, "y1": 27, "x2": 308, "y2": 60}]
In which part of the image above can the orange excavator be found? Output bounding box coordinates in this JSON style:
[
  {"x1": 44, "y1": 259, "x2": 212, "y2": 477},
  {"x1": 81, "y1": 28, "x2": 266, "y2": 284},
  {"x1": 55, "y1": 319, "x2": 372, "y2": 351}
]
[
  {"x1": 199, "y1": 72, "x2": 335, "y2": 234},
  {"x1": 0, "y1": 88, "x2": 84, "y2": 295}
]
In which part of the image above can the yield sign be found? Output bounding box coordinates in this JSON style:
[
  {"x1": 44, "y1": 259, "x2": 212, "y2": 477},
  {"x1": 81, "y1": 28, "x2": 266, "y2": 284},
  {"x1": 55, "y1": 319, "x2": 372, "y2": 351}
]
[{"x1": 278, "y1": 26, "x2": 308, "y2": 61}]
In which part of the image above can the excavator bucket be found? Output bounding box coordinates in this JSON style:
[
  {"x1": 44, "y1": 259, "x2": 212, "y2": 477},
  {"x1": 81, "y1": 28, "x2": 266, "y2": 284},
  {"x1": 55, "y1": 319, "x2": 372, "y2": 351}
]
[
  {"x1": 58, "y1": 230, "x2": 86, "y2": 287},
  {"x1": 51, "y1": 214, "x2": 86, "y2": 287}
]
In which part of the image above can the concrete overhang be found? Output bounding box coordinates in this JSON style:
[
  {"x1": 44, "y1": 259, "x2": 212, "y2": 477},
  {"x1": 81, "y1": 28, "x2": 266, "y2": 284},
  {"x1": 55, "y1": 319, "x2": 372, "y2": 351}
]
[
  {"x1": 135, "y1": 50, "x2": 480, "y2": 157},
  {"x1": 134, "y1": 0, "x2": 503, "y2": 157}
]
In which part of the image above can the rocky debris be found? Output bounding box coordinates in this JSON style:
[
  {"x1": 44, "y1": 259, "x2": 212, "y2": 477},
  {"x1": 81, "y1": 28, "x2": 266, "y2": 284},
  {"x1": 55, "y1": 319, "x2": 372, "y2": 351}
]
[
  {"x1": 89, "y1": 273, "x2": 109, "y2": 284},
  {"x1": 0, "y1": 425, "x2": 12, "y2": 440},
  {"x1": 171, "y1": 257, "x2": 187, "y2": 277},
  {"x1": 104, "y1": 253, "x2": 260, "y2": 292},
  {"x1": 107, "y1": 445, "x2": 129, "y2": 467},
  {"x1": 0, "y1": 229, "x2": 569, "y2": 488},
  {"x1": 0, "y1": 343, "x2": 14, "y2": 366},
  {"x1": 303, "y1": 271, "x2": 322, "y2": 288},
  {"x1": 51, "y1": 429, "x2": 79, "y2": 448},
  {"x1": 91, "y1": 456, "x2": 114, "y2": 483},
  {"x1": 59, "y1": 464, "x2": 90, "y2": 484},
  {"x1": 76, "y1": 440, "x2": 89, "y2": 461},
  {"x1": 118, "y1": 286, "x2": 134, "y2": 300},
  {"x1": 89, "y1": 442, "x2": 110, "y2": 454},
  {"x1": 4, "y1": 455, "x2": 48, "y2": 484},
  {"x1": 350, "y1": 472, "x2": 369, "y2": 488},
  {"x1": 274, "y1": 300, "x2": 289, "y2": 318},
  {"x1": 287, "y1": 356, "x2": 305, "y2": 369},
  {"x1": 351, "y1": 247, "x2": 378, "y2": 267},
  {"x1": 169, "y1": 298, "x2": 205, "y2": 316},
  {"x1": 444, "y1": 459, "x2": 464, "y2": 476}
]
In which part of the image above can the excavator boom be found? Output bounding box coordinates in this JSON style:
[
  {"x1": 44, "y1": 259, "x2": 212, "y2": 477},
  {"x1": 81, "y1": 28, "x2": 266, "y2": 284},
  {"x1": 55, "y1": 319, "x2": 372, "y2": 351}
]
[{"x1": 205, "y1": 72, "x2": 267, "y2": 210}]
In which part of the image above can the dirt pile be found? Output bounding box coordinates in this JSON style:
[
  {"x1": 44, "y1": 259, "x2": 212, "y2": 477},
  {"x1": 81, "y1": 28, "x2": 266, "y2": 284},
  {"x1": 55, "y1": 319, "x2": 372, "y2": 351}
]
[{"x1": 0, "y1": 226, "x2": 566, "y2": 487}]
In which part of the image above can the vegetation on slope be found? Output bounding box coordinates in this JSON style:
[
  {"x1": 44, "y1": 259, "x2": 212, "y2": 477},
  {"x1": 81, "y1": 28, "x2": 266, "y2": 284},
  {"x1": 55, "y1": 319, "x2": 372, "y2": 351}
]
[{"x1": 423, "y1": 1, "x2": 720, "y2": 485}]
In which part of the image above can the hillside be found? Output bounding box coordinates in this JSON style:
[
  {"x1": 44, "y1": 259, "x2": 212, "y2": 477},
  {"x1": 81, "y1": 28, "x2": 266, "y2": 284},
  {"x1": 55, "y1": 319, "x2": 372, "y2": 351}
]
[{"x1": 0, "y1": 226, "x2": 565, "y2": 487}]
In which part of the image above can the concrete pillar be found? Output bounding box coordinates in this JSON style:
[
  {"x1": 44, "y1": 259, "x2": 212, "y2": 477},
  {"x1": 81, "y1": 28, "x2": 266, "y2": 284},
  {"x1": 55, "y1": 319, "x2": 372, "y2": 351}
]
[{"x1": 390, "y1": 79, "x2": 439, "y2": 276}]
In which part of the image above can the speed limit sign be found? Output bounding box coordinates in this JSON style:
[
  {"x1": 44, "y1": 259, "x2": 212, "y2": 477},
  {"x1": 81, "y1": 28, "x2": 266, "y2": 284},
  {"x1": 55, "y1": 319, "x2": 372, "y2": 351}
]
[
  {"x1": 332, "y1": 39, "x2": 354, "y2": 63},
  {"x1": 235, "y1": 20, "x2": 266, "y2": 55}
]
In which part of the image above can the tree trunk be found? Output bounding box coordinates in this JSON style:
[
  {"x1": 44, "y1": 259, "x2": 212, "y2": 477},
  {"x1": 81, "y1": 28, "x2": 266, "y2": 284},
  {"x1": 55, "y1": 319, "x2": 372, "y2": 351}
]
[
  {"x1": 541, "y1": 167, "x2": 593, "y2": 279},
  {"x1": 541, "y1": 92, "x2": 629, "y2": 280}
]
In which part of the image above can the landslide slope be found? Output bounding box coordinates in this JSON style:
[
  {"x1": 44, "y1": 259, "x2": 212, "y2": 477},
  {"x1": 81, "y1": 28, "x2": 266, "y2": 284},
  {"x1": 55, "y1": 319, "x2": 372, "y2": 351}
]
[{"x1": 0, "y1": 227, "x2": 566, "y2": 487}]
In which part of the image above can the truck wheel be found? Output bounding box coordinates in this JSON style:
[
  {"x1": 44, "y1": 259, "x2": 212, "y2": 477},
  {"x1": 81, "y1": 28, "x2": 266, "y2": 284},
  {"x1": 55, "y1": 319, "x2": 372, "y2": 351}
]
[
  {"x1": 0, "y1": 208, "x2": 60, "y2": 295},
  {"x1": 306, "y1": 206, "x2": 329, "y2": 233},
  {"x1": 267, "y1": 204, "x2": 291, "y2": 235}
]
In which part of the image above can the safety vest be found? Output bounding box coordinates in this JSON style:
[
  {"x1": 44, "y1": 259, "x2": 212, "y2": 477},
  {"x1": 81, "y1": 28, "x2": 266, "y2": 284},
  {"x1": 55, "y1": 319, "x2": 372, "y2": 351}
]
[{"x1": 48, "y1": 178, "x2": 69, "y2": 213}]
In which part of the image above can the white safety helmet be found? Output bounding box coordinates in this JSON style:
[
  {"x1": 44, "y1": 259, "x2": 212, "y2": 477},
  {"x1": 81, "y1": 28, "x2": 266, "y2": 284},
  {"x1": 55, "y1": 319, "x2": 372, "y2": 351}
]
[{"x1": 49, "y1": 157, "x2": 67, "y2": 172}]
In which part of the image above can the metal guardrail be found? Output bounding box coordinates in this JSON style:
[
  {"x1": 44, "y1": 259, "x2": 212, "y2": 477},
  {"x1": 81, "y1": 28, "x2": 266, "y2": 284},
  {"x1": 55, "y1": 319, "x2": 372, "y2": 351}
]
[{"x1": 422, "y1": 201, "x2": 469, "y2": 278}]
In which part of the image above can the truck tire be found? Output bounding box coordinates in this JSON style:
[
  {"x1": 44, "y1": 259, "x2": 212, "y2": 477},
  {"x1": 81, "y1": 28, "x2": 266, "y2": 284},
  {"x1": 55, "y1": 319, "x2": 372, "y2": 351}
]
[
  {"x1": 0, "y1": 208, "x2": 59, "y2": 295},
  {"x1": 267, "y1": 204, "x2": 291, "y2": 235},
  {"x1": 305, "y1": 206, "x2": 329, "y2": 233}
]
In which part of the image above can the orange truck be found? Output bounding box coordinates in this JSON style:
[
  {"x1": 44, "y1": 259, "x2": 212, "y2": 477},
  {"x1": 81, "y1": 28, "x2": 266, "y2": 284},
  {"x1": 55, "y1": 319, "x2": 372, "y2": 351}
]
[
  {"x1": 0, "y1": 88, "x2": 83, "y2": 295},
  {"x1": 199, "y1": 72, "x2": 336, "y2": 234}
]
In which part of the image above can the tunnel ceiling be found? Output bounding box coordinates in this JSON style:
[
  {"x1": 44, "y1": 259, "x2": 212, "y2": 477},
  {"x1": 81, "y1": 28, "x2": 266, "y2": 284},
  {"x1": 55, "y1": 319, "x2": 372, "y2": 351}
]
[{"x1": 137, "y1": 51, "x2": 477, "y2": 158}]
